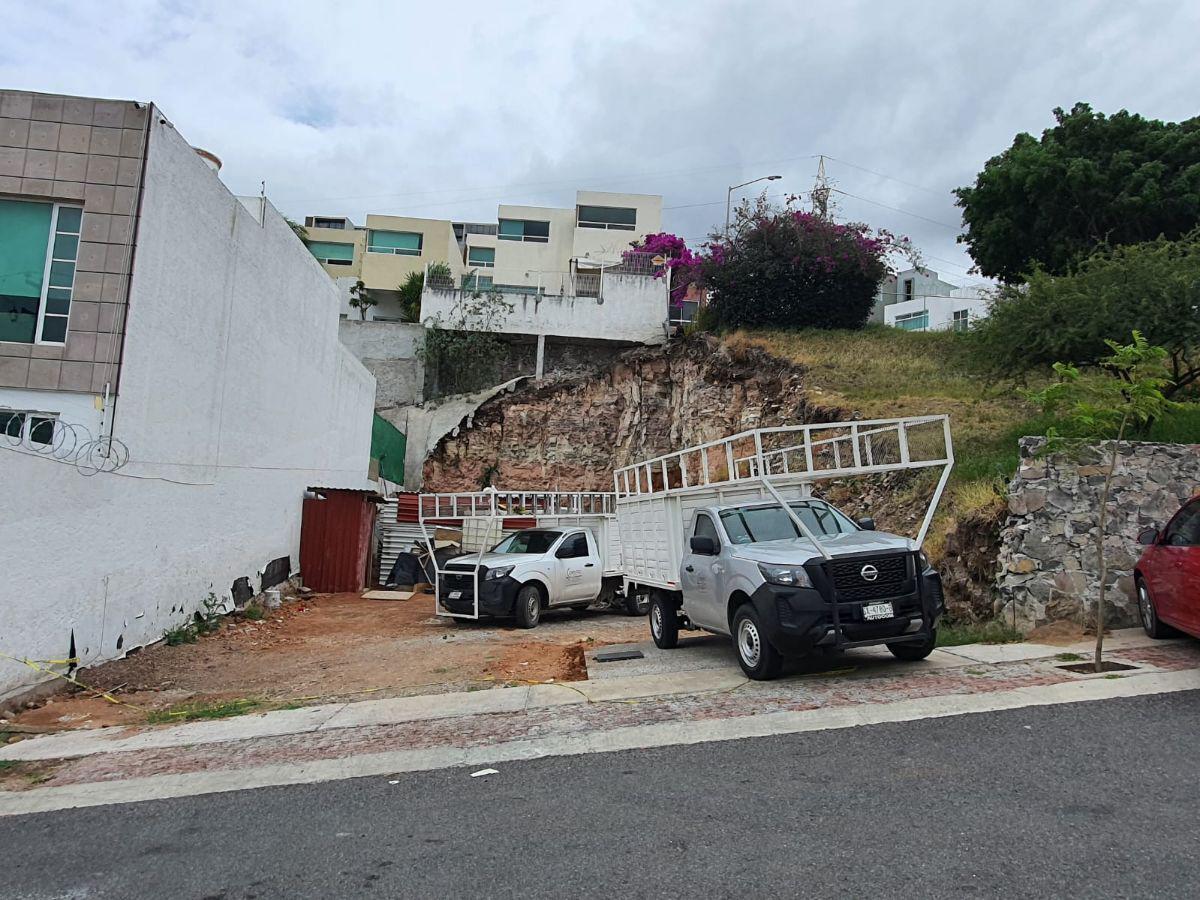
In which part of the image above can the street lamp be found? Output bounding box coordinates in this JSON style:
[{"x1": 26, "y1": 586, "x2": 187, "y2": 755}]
[{"x1": 726, "y1": 175, "x2": 782, "y2": 237}]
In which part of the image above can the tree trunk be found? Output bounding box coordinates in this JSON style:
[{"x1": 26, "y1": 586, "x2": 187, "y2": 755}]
[{"x1": 1094, "y1": 417, "x2": 1128, "y2": 672}]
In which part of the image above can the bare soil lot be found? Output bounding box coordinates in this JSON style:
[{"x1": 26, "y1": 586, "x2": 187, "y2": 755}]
[{"x1": 5, "y1": 594, "x2": 648, "y2": 733}]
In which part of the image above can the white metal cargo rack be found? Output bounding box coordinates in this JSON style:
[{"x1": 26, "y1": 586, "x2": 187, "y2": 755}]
[
  {"x1": 613, "y1": 415, "x2": 954, "y2": 562},
  {"x1": 418, "y1": 490, "x2": 616, "y2": 619}
]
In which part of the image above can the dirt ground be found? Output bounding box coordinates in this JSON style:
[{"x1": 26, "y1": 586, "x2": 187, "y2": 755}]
[{"x1": 3, "y1": 593, "x2": 648, "y2": 734}]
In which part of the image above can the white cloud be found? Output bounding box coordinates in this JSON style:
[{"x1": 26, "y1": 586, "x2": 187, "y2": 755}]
[{"x1": 3, "y1": 0, "x2": 1196, "y2": 284}]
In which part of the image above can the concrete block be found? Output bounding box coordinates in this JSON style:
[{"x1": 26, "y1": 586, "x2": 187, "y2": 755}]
[
  {"x1": 85, "y1": 154, "x2": 119, "y2": 185},
  {"x1": 92, "y1": 100, "x2": 125, "y2": 128},
  {"x1": 69, "y1": 301, "x2": 100, "y2": 333},
  {"x1": 26, "y1": 121, "x2": 60, "y2": 152},
  {"x1": 83, "y1": 183, "x2": 115, "y2": 213},
  {"x1": 88, "y1": 127, "x2": 121, "y2": 156},
  {"x1": 54, "y1": 151, "x2": 88, "y2": 183},
  {"x1": 64, "y1": 331, "x2": 96, "y2": 361},
  {"x1": 25, "y1": 358, "x2": 61, "y2": 390},
  {"x1": 0, "y1": 146, "x2": 23, "y2": 176},
  {"x1": 19, "y1": 178, "x2": 53, "y2": 197},
  {"x1": 62, "y1": 97, "x2": 94, "y2": 125},
  {"x1": 80, "y1": 213, "x2": 110, "y2": 244},
  {"x1": 29, "y1": 94, "x2": 62, "y2": 122},
  {"x1": 58, "y1": 361, "x2": 93, "y2": 391},
  {"x1": 1, "y1": 91, "x2": 34, "y2": 119},
  {"x1": 0, "y1": 117, "x2": 29, "y2": 148},
  {"x1": 57, "y1": 123, "x2": 90, "y2": 154},
  {"x1": 0, "y1": 355, "x2": 30, "y2": 387}
]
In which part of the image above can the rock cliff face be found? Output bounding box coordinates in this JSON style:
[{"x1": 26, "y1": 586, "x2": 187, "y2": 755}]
[{"x1": 423, "y1": 336, "x2": 830, "y2": 491}]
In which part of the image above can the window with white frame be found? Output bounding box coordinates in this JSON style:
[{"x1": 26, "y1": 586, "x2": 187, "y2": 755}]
[
  {"x1": 894, "y1": 310, "x2": 928, "y2": 331},
  {"x1": 367, "y1": 230, "x2": 422, "y2": 255},
  {"x1": 952, "y1": 308, "x2": 970, "y2": 332},
  {"x1": 0, "y1": 409, "x2": 58, "y2": 447},
  {"x1": 0, "y1": 199, "x2": 82, "y2": 345},
  {"x1": 576, "y1": 205, "x2": 637, "y2": 230},
  {"x1": 306, "y1": 240, "x2": 355, "y2": 266},
  {"x1": 497, "y1": 219, "x2": 550, "y2": 243},
  {"x1": 467, "y1": 246, "x2": 495, "y2": 268}
]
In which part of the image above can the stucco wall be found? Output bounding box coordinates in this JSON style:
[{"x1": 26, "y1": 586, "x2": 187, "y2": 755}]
[
  {"x1": 420, "y1": 272, "x2": 668, "y2": 344},
  {"x1": 338, "y1": 319, "x2": 426, "y2": 408},
  {"x1": 0, "y1": 110, "x2": 374, "y2": 699},
  {"x1": 884, "y1": 295, "x2": 988, "y2": 331}
]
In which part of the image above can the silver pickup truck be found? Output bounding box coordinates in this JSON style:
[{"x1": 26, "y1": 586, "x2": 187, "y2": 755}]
[{"x1": 646, "y1": 499, "x2": 944, "y2": 679}]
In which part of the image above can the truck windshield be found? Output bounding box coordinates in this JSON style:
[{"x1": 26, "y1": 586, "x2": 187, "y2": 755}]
[
  {"x1": 719, "y1": 501, "x2": 858, "y2": 544},
  {"x1": 491, "y1": 529, "x2": 562, "y2": 554}
]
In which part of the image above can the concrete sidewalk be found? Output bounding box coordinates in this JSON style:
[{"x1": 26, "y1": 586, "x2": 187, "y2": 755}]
[{"x1": 2, "y1": 629, "x2": 1198, "y2": 816}]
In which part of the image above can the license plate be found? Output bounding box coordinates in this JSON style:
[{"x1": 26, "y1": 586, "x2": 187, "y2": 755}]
[
  {"x1": 862, "y1": 601, "x2": 894, "y2": 621},
  {"x1": 448, "y1": 590, "x2": 462, "y2": 599}
]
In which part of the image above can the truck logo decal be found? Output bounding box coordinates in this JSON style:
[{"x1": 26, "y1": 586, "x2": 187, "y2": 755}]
[{"x1": 860, "y1": 564, "x2": 879, "y2": 582}]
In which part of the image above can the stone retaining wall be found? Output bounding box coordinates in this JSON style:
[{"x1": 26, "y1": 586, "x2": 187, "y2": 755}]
[{"x1": 997, "y1": 438, "x2": 1200, "y2": 628}]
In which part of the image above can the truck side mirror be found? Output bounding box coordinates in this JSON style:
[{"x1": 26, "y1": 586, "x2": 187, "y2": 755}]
[
  {"x1": 856, "y1": 517, "x2": 876, "y2": 531},
  {"x1": 1137, "y1": 527, "x2": 1159, "y2": 546},
  {"x1": 690, "y1": 536, "x2": 718, "y2": 555}
]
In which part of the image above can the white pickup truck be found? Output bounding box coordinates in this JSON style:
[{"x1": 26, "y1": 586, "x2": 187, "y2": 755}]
[
  {"x1": 419, "y1": 491, "x2": 647, "y2": 627},
  {"x1": 616, "y1": 416, "x2": 955, "y2": 679}
]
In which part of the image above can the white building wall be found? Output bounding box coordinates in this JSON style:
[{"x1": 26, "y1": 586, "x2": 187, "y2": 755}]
[
  {"x1": 883, "y1": 294, "x2": 989, "y2": 331},
  {"x1": 492, "y1": 205, "x2": 576, "y2": 289},
  {"x1": 571, "y1": 190, "x2": 663, "y2": 263},
  {"x1": 420, "y1": 272, "x2": 668, "y2": 344},
  {"x1": 0, "y1": 111, "x2": 374, "y2": 700}
]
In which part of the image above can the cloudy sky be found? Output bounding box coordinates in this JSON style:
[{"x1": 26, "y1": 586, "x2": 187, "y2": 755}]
[{"x1": 3, "y1": 0, "x2": 1196, "y2": 286}]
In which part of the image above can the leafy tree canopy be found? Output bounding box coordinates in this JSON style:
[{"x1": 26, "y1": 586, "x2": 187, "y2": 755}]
[
  {"x1": 971, "y1": 231, "x2": 1200, "y2": 399},
  {"x1": 955, "y1": 103, "x2": 1200, "y2": 281}
]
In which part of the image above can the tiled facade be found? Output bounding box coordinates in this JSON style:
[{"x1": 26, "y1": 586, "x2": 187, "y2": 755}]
[{"x1": 0, "y1": 90, "x2": 148, "y2": 394}]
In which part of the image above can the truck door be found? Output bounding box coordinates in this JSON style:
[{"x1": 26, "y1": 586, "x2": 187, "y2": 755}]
[
  {"x1": 555, "y1": 531, "x2": 601, "y2": 602},
  {"x1": 681, "y1": 513, "x2": 725, "y2": 631}
]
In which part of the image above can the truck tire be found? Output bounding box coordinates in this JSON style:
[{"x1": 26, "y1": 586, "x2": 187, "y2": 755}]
[
  {"x1": 732, "y1": 604, "x2": 783, "y2": 680},
  {"x1": 624, "y1": 590, "x2": 651, "y2": 617},
  {"x1": 514, "y1": 584, "x2": 542, "y2": 629},
  {"x1": 887, "y1": 628, "x2": 937, "y2": 661},
  {"x1": 650, "y1": 593, "x2": 679, "y2": 649}
]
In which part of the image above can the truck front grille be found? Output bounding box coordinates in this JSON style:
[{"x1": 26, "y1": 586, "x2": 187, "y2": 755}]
[{"x1": 828, "y1": 554, "x2": 910, "y2": 601}]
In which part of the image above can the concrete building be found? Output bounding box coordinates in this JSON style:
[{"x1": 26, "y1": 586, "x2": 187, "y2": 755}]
[
  {"x1": 305, "y1": 190, "x2": 664, "y2": 318},
  {"x1": 0, "y1": 90, "x2": 375, "y2": 700},
  {"x1": 872, "y1": 266, "x2": 989, "y2": 332}
]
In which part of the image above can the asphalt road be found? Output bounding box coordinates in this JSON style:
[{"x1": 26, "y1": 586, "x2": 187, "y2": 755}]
[{"x1": 3, "y1": 691, "x2": 1199, "y2": 899}]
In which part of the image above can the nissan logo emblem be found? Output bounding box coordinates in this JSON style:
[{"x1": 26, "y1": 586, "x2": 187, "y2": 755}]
[{"x1": 860, "y1": 564, "x2": 879, "y2": 582}]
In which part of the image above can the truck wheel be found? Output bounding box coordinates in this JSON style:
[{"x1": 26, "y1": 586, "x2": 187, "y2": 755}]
[
  {"x1": 514, "y1": 585, "x2": 542, "y2": 629},
  {"x1": 887, "y1": 628, "x2": 937, "y2": 661},
  {"x1": 624, "y1": 590, "x2": 651, "y2": 617},
  {"x1": 650, "y1": 593, "x2": 678, "y2": 649},
  {"x1": 732, "y1": 605, "x2": 783, "y2": 680}
]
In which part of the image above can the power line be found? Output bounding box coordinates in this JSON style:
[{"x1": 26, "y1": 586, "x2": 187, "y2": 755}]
[
  {"x1": 822, "y1": 156, "x2": 946, "y2": 197},
  {"x1": 831, "y1": 189, "x2": 960, "y2": 230}
]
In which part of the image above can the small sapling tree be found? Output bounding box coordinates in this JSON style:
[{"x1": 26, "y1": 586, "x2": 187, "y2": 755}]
[{"x1": 1028, "y1": 332, "x2": 1178, "y2": 671}]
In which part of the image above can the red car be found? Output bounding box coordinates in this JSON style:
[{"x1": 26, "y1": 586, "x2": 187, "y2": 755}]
[{"x1": 1135, "y1": 495, "x2": 1200, "y2": 640}]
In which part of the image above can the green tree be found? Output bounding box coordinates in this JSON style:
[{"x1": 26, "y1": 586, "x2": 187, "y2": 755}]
[
  {"x1": 396, "y1": 270, "x2": 425, "y2": 323},
  {"x1": 1028, "y1": 333, "x2": 1178, "y2": 672},
  {"x1": 955, "y1": 103, "x2": 1200, "y2": 281},
  {"x1": 971, "y1": 231, "x2": 1200, "y2": 398},
  {"x1": 348, "y1": 279, "x2": 376, "y2": 320}
]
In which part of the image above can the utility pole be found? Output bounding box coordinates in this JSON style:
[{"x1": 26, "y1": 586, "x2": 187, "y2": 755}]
[{"x1": 811, "y1": 155, "x2": 832, "y2": 220}]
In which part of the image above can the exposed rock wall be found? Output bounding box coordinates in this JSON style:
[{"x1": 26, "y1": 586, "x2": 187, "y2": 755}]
[
  {"x1": 997, "y1": 438, "x2": 1200, "y2": 628},
  {"x1": 423, "y1": 335, "x2": 828, "y2": 490}
]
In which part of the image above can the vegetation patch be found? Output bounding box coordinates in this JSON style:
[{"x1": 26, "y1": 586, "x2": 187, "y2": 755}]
[
  {"x1": 936, "y1": 620, "x2": 1025, "y2": 647},
  {"x1": 146, "y1": 697, "x2": 263, "y2": 725}
]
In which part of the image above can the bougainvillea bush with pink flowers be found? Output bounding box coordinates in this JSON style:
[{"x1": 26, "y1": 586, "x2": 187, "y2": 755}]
[
  {"x1": 630, "y1": 198, "x2": 917, "y2": 331},
  {"x1": 703, "y1": 200, "x2": 917, "y2": 330}
]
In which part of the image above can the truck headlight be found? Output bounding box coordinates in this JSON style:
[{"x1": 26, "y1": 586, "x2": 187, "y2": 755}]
[
  {"x1": 917, "y1": 551, "x2": 931, "y2": 571},
  {"x1": 758, "y1": 563, "x2": 813, "y2": 588},
  {"x1": 485, "y1": 565, "x2": 514, "y2": 581}
]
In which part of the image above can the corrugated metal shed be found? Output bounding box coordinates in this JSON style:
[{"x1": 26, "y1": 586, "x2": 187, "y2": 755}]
[{"x1": 300, "y1": 488, "x2": 380, "y2": 593}]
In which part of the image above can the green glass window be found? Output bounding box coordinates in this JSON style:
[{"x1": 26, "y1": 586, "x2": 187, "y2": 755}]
[
  {"x1": 306, "y1": 240, "x2": 355, "y2": 265},
  {"x1": 894, "y1": 311, "x2": 929, "y2": 332},
  {"x1": 0, "y1": 198, "x2": 54, "y2": 344},
  {"x1": 467, "y1": 247, "x2": 495, "y2": 267},
  {"x1": 497, "y1": 219, "x2": 550, "y2": 242},
  {"x1": 367, "y1": 230, "x2": 422, "y2": 255},
  {"x1": 577, "y1": 205, "x2": 636, "y2": 230}
]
